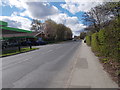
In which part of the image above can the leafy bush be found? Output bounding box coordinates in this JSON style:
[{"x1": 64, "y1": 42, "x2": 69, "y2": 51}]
[
  {"x1": 86, "y1": 18, "x2": 120, "y2": 62},
  {"x1": 104, "y1": 18, "x2": 120, "y2": 62},
  {"x1": 98, "y1": 29, "x2": 109, "y2": 56},
  {"x1": 91, "y1": 33, "x2": 99, "y2": 52},
  {"x1": 86, "y1": 35, "x2": 91, "y2": 46}
]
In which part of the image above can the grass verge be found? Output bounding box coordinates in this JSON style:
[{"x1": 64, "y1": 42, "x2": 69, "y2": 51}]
[{"x1": 0, "y1": 48, "x2": 39, "y2": 57}]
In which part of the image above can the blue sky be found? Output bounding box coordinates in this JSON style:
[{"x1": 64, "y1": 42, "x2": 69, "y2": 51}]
[{"x1": 0, "y1": 0, "x2": 102, "y2": 36}]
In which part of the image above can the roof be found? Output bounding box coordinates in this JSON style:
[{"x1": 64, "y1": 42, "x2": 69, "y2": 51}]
[
  {"x1": 0, "y1": 21, "x2": 8, "y2": 27},
  {"x1": 1, "y1": 26, "x2": 32, "y2": 33}
]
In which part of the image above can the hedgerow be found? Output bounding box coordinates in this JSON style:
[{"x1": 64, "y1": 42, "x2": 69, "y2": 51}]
[
  {"x1": 91, "y1": 33, "x2": 99, "y2": 52},
  {"x1": 86, "y1": 35, "x2": 91, "y2": 46},
  {"x1": 86, "y1": 17, "x2": 120, "y2": 62}
]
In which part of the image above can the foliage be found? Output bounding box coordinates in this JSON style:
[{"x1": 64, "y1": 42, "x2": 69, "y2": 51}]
[
  {"x1": 104, "y1": 18, "x2": 120, "y2": 62},
  {"x1": 31, "y1": 19, "x2": 42, "y2": 32},
  {"x1": 86, "y1": 17, "x2": 120, "y2": 62},
  {"x1": 84, "y1": 2, "x2": 120, "y2": 62},
  {"x1": 31, "y1": 19, "x2": 73, "y2": 41},
  {"x1": 86, "y1": 35, "x2": 91, "y2": 46},
  {"x1": 98, "y1": 29, "x2": 109, "y2": 56},
  {"x1": 83, "y1": 2, "x2": 120, "y2": 32},
  {"x1": 45, "y1": 19, "x2": 58, "y2": 41},
  {"x1": 80, "y1": 32, "x2": 86, "y2": 39},
  {"x1": 91, "y1": 33, "x2": 99, "y2": 52},
  {"x1": 45, "y1": 19, "x2": 72, "y2": 41}
]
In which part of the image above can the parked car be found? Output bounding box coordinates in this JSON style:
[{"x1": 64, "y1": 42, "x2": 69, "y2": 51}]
[
  {"x1": 8, "y1": 42, "x2": 20, "y2": 47},
  {"x1": 21, "y1": 41, "x2": 32, "y2": 46},
  {"x1": 36, "y1": 40, "x2": 47, "y2": 45},
  {"x1": 2, "y1": 41, "x2": 8, "y2": 49},
  {"x1": 31, "y1": 41, "x2": 38, "y2": 46}
]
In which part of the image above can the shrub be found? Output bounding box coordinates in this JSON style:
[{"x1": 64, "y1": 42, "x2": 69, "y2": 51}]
[
  {"x1": 104, "y1": 18, "x2": 120, "y2": 62},
  {"x1": 86, "y1": 17, "x2": 120, "y2": 62},
  {"x1": 98, "y1": 29, "x2": 109, "y2": 56},
  {"x1": 91, "y1": 33, "x2": 99, "y2": 52},
  {"x1": 86, "y1": 35, "x2": 91, "y2": 46}
]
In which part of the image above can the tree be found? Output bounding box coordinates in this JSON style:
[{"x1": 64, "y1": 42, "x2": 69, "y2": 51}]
[
  {"x1": 44, "y1": 19, "x2": 72, "y2": 41},
  {"x1": 56, "y1": 24, "x2": 65, "y2": 41},
  {"x1": 31, "y1": 19, "x2": 73, "y2": 41},
  {"x1": 65, "y1": 27, "x2": 73, "y2": 40},
  {"x1": 31, "y1": 19, "x2": 42, "y2": 32},
  {"x1": 80, "y1": 32, "x2": 86, "y2": 39},
  {"x1": 83, "y1": 2, "x2": 120, "y2": 33},
  {"x1": 45, "y1": 19, "x2": 57, "y2": 41}
]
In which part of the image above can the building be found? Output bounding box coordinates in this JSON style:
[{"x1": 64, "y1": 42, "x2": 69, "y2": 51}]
[
  {"x1": 0, "y1": 21, "x2": 46, "y2": 41},
  {"x1": 0, "y1": 21, "x2": 47, "y2": 49}
]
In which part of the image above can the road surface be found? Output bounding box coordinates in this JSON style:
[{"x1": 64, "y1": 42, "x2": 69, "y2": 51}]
[{"x1": 2, "y1": 40, "x2": 81, "y2": 88}]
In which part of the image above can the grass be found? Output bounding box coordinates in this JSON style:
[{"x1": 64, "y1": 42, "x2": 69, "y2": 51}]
[{"x1": 0, "y1": 47, "x2": 39, "y2": 57}]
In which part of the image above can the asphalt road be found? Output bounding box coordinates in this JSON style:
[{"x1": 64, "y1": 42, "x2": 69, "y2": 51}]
[{"x1": 2, "y1": 40, "x2": 81, "y2": 88}]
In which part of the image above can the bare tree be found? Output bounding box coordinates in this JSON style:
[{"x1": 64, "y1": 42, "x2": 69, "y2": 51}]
[
  {"x1": 82, "y1": 2, "x2": 120, "y2": 32},
  {"x1": 31, "y1": 19, "x2": 42, "y2": 32}
]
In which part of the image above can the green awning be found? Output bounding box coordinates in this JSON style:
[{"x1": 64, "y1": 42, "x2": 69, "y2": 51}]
[
  {"x1": 0, "y1": 21, "x2": 8, "y2": 27},
  {"x1": 1, "y1": 27, "x2": 32, "y2": 33}
]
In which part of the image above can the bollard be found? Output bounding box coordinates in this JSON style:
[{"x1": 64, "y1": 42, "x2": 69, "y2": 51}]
[
  {"x1": 30, "y1": 45, "x2": 32, "y2": 49},
  {"x1": 18, "y1": 46, "x2": 21, "y2": 52}
]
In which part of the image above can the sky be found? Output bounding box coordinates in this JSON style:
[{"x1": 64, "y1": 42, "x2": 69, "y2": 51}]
[{"x1": 0, "y1": 0, "x2": 106, "y2": 36}]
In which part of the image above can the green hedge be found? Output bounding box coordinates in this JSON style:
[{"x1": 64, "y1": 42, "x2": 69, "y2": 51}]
[
  {"x1": 91, "y1": 33, "x2": 99, "y2": 52},
  {"x1": 104, "y1": 19, "x2": 120, "y2": 62},
  {"x1": 86, "y1": 18, "x2": 120, "y2": 62},
  {"x1": 98, "y1": 29, "x2": 109, "y2": 56},
  {"x1": 86, "y1": 35, "x2": 91, "y2": 46}
]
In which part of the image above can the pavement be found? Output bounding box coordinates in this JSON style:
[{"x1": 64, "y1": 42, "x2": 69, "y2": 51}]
[
  {"x1": 1, "y1": 40, "x2": 119, "y2": 89},
  {"x1": 67, "y1": 40, "x2": 118, "y2": 89}
]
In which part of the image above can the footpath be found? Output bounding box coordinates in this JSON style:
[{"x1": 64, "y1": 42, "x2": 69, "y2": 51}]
[{"x1": 67, "y1": 40, "x2": 118, "y2": 88}]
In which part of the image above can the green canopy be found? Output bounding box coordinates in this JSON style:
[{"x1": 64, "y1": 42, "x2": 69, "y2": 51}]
[
  {"x1": 0, "y1": 21, "x2": 8, "y2": 27},
  {"x1": 1, "y1": 27, "x2": 32, "y2": 33}
]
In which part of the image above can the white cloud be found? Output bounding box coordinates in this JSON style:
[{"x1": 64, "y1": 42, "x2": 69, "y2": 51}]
[
  {"x1": 1, "y1": 0, "x2": 26, "y2": 9},
  {"x1": 2, "y1": 0, "x2": 59, "y2": 19},
  {"x1": 61, "y1": 0, "x2": 103, "y2": 14},
  {"x1": 0, "y1": 15, "x2": 31, "y2": 30},
  {"x1": 20, "y1": 2, "x2": 59, "y2": 19},
  {"x1": 49, "y1": 13, "x2": 86, "y2": 36}
]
